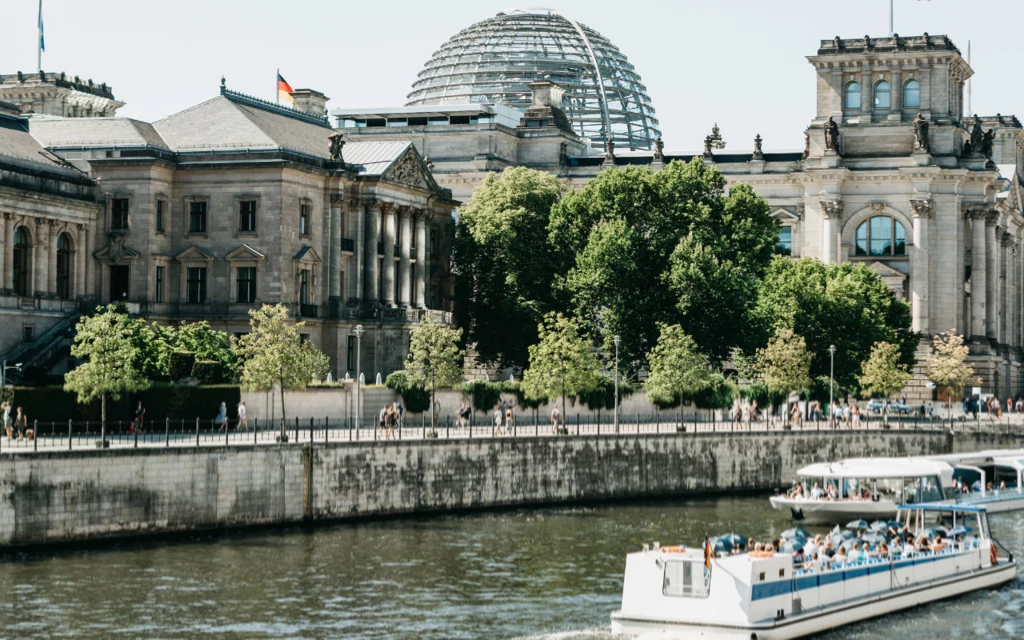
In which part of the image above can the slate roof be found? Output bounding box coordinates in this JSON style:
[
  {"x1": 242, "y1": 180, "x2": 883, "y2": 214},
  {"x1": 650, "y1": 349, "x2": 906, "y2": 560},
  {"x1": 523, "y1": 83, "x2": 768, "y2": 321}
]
[
  {"x1": 29, "y1": 117, "x2": 167, "y2": 149},
  {"x1": 344, "y1": 141, "x2": 411, "y2": 176},
  {"x1": 0, "y1": 111, "x2": 88, "y2": 179}
]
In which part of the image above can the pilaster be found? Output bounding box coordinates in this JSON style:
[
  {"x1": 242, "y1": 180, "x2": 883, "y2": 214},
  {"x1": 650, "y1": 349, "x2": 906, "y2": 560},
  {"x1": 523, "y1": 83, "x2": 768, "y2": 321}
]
[
  {"x1": 909, "y1": 198, "x2": 932, "y2": 333},
  {"x1": 364, "y1": 201, "x2": 380, "y2": 303},
  {"x1": 381, "y1": 203, "x2": 396, "y2": 307},
  {"x1": 398, "y1": 206, "x2": 412, "y2": 307}
]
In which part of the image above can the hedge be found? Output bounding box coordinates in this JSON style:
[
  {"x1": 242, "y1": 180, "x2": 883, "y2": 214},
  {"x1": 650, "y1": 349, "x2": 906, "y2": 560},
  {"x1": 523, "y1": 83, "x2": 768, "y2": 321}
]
[
  {"x1": 168, "y1": 351, "x2": 196, "y2": 380},
  {"x1": 191, "y1": 360, "x2": 221, "y2": 384}
]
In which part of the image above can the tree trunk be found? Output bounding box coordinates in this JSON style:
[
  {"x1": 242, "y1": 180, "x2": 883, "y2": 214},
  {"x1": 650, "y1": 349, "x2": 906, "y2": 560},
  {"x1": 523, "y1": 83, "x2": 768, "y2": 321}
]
[
  {"x1": 679, "y1": 385, "x2": 684, "y2": 430},
  {"x1": 279, "y1": 376, "x2": 287, "y2": 438},
  {"x1": 101, "y1": 392, "x2": 107, "y2": 444}
]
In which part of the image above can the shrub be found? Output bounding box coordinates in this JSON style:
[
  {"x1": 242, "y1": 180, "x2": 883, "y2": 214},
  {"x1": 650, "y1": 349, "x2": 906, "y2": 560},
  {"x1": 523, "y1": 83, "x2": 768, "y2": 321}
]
[
  {"x1": 168, "y1": 351, "x2": 196, "y2": 381},
  {"x1": 505, "y1": 380, "x2": 543, "y2": 410},
  {"x1": 385, "y1": 370, "x2": 431, "y2": 413},
  {"x1": 690, "y1": 373, "x2": 737, "y2": 410},
  {"x1": 462, "y1": 379, "x2": 503, "y2": 412},
  {"x1": 191, "y1": 360, "x2": 221, "y2": 384}
]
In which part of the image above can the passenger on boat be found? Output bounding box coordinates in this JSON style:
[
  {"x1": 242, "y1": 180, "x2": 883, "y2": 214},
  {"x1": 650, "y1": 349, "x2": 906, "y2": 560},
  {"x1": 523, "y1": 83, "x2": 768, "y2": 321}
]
[
  {"x1": 811, "y1": 482, "x2": 823, "y2": 499},
  {"x1": 986, "y1": 482, "x2": 994, "y2": 492},
  {"x1": 931, "y1": 536, "x2": 946, "y2": 553},
  {"x1": 971, "y1": 479, "x2": 982, "y2": 492},
  {"x1": 902, "y1": 539, "x2": 916, "y2": 557},
  {"x1": 835, "y1": 547, "x2": 848, "y2": 566},
  {"x1": 826, "y1": 484, "x2": 839, "y2": 500},
  {"x1": 804, "y1": 535, "x2": 821, "y2": 558},
  {"x1": 849, "y1": 542, "x2": 865, "y2": 563},
  {"x1": 793, "y1": 547, "x2": 806, "y2": 567},
  {"x1": 822, "y1": 539, "x2": 836, "y2": 558}
]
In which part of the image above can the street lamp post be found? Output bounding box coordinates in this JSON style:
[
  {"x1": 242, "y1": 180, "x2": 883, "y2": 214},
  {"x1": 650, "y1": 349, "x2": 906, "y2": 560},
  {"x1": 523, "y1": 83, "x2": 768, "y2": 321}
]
[
  {"x1": 1, "y1": 360, "x2": 23, "y2": 392},
  {"x1": 828, "y1": 344, "x2": 836, "y2": 428},
  {"x1": 354, "y1": 324, "x2": 364, "y2": 436},
  {"x1": 613, "y1": 335, "x2": 620, "y2": 434}
]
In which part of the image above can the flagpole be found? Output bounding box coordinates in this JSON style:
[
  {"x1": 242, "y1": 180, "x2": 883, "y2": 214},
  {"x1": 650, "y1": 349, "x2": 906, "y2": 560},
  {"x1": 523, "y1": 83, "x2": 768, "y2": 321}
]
[
  {"x1": 889, "y1": 0, "x2": 893, "y2": 37},
  {"x1": 276, "y1": 68, "x2": 279, "y2": 105},
  {"x1": 37, "y1": 0, "x2": 43, "y2": 72}
]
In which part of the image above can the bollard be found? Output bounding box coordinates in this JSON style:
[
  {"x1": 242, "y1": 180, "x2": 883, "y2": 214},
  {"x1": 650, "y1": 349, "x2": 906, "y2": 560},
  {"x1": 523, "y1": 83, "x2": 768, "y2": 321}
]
[
  {"x1": 295, "y1": 416, "x2": 299, "y2": 442},
  {"x1": 576, "y1": 413, "x2": 580, "y2": 436},
  {"x1": 196, "y1": 417, "x2": 201, "y2": 446},
  {"x1": 34, "y1": 419, "x2": 38, "y2": 451},
  {"x1": 310, "y1": 417, "x2": 314, "y2": 443},
  {"x1": 325, "y1": 417, "x2": 329, "y2": 444},
  {"x1": 226, "y1": 417, "x2": 230, "y2": 445},
  {"x1": 166, "y1": 417, "x2": 170, "y2": 447},
  {"x1": 255, "y1": 417, "x2": 259, "y2": 444},
  {"x1": 134, "y1": 416, "x2": 139, "y2": 448},
  {"x1": 69, "y1": 419, "x2": 73, "y2": 450}
]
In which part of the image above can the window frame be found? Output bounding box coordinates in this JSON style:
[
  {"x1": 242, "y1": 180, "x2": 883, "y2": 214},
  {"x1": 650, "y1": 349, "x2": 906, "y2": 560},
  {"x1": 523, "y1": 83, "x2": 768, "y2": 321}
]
[
  {"x1": 776, "y1": 226, "x2": 793, "y2": 256},
  {"x1": 111, "y1": 197, "x2": 130, "y2": 231},
  {"x1": 155, "y1": 265, "x2": 164, "y2": 303},
  {"x1": 903, "y1": 79, "x2": 920, "y2": 109},
  {"x1": 299, "y1": 203, "x2": 311, "y2": 237},
  {"x1": 187, "y1": 200, "x2": 208, "y2": 235},
  {"x1": 238, "y1": 200, "x2": 257, "y2": 233},
  {"x1": 874, "y1": 80, "x2": 891, "y2": 110},
  {"x1": 186, "y1": 266, "x2": 208, "y2": 303},
  {"x1": 845, "y1": 81, "x2": 861, "y2": 110},
  {"x1": 854, "y1": 215, "x2": 907, "y2": 257},
  {"x1": 56, "y1": 233, "x2": 72, "y2": 300},
  {"x1": 155, "y1": 199, "x2": 165, "y2": 233},
  {"x1": 236, "y1": 266, "x2": 257, "y2": 304}
]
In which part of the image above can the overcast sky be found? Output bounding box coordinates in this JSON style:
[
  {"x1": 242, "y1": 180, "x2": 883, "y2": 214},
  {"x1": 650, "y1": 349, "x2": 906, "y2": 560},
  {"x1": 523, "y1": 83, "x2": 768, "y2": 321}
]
[{"x1": 2, "y1": 0, "x2": 1021, "y2": 152}]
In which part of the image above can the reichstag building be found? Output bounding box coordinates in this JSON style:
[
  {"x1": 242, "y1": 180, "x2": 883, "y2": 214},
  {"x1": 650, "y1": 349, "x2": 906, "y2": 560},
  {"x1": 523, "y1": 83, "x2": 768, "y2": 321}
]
[{"x1": 1, "y1": 8, "x2": 1021, "y2": 398}]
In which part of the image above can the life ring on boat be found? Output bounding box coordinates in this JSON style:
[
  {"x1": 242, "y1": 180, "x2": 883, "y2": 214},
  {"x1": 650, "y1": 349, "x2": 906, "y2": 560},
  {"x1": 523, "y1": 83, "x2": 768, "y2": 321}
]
[
  {"x1": 660, "y1": 546, "x2": 686, "y2": 553},
  {"x1": 991, "y1": 546, "x2": 998, "y2": 565},
  {"x1": 749, "y1": 551, "x2": 775, "y2": 558}
]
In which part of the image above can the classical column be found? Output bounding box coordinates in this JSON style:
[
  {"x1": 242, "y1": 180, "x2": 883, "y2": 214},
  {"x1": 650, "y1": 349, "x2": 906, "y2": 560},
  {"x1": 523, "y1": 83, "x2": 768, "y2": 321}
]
[
  {"x1": 35, "y1": 218, "x2": 50, "y2": 297},
  {"x1": 909, "y1": 199, "x2": 932, "y2": 334},
  {"x1": 970, "y1": 208, "x2": 988, "y2": 340},
  {"x1": 328, "y1": 194, "x2": 343, "y2": 302},
  {"x1": 49, "y1": 222, "x2": 60, "y2": 298},
  {"x1": 0, "y1": 213, "x2": 12, "y2": 293},
  {"x1": 860, "y1": 70, "x2": 872, "y2": 117},
  {"x1": 1007, "y1": 237, "x2": 1018, "y2": 348},
  {"x1": 986, "y1": 215, "x2": 998, "y2": 340},
  {"x1": 819, "y1": 200, "x2": 842, "y2": 265},
  {"x1": 349, "y1": 200, "x2": 364, "y2": 301},
  {"x1": 382, "y1": 203, "x2": 397, "y2": 307},
  {"x1": 364, "y1": 201, "x2": 380, "y2": 303},
  {"x1": 890, "y1": 69, "x2": 902, "y2": 115},
  {"x1": 398, "y1": 207, "x2": 412, "y2": 307},
  {"x1": 76, "y1": 224, "x2": 86, "y2": 299},
  {"x1": 84, "y1": 223, "x2": 94, "y2": 299},
  {"x1": 830, "y1": 70, "x2": 844, "y2": 115},
  {"x1": 414, "y1": 211, "x2": 428, "y2": 308},
  {"x1": 998, "y1": 231, "x2": 1011, "y2": 345}
]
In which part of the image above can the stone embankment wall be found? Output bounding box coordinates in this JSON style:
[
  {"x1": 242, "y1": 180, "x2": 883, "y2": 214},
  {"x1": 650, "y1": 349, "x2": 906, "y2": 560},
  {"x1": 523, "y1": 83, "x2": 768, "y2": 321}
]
[{"x1": 0, "y1": 431, "x2": 1018, "y2": 548}]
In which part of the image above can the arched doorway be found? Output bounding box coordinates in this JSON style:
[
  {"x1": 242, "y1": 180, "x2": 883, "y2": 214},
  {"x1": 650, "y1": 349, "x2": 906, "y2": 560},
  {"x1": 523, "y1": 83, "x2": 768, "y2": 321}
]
[
  {"x1": 12, "y1": 227, "x2": 30, "y2": 296},
  {"x1": 56, "y1": 232, "x2": 73, "y2": 300}
]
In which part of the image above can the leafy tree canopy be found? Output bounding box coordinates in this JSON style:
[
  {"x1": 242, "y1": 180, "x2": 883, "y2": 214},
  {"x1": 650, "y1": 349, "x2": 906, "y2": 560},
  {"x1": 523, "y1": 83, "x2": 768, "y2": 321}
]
[
  {"x1": 522, "y1": 312, "x2": 605, "y2": 417},
  {"x1": 548, "y1": 159, "x2": 778, "y2": 372},
  {"x1": 925, "y1": 330, "x2": 979, "y2": 399},
  {"x1": 859, "y1": 341, "x2": 912, "y2": 400},
  {"x1": 644, "y1": 323, "x2": 711, "y2": 406},
  {"x1": 755, "y1": 327, "x2": 813, "y2": 396},
  {"x1": 406, "y1": 318, "x2": 465, "y2": 416},
  {"x1": 750, "y1": 257, "x2": 915, "y2": 392},
  {"x1": 453, "y1": 167, "x2": 565, "y2": 369}
]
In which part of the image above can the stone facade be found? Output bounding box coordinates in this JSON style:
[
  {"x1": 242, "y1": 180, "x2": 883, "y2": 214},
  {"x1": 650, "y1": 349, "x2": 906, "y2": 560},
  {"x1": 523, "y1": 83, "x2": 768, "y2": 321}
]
[
  {"x1": 336, "y1": 34, "x2": 1024, "y2": 398},
  {"x1": 0, "y1": 71, "x2": 124, "y2": 118}
]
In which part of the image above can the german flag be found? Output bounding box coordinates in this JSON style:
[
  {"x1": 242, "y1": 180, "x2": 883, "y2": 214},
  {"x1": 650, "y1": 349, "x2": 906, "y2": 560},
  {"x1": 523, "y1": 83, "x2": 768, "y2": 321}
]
[{"x1": 277, "y1": 72, "x2": 294, "y2": 104}]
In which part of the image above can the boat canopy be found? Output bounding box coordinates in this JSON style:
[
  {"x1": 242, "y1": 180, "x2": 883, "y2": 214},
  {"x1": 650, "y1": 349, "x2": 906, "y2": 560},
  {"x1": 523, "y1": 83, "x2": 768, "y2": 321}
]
[
  {"x1": 896, "y1": 503, "x2": 989, "y2": 513},
  {"x1": 796, "y1": 458, "x2": 953, "y2": 480}
]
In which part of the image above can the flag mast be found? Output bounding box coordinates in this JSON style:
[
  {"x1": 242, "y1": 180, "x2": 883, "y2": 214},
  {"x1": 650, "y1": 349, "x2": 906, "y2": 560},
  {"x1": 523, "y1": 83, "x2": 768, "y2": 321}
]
[
  {"x1": 276, "y1": 68, "x2": 280, "y2": 105},
  {"x1": 37, "y1": 0, "x2": 43, "y2": 72}
]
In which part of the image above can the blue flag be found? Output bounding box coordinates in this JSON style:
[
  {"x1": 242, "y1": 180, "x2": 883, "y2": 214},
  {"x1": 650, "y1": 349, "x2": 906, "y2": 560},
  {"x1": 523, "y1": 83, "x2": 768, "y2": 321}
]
[{"x1": 38, "y1": 1, "x2": 45, "y2": 53}]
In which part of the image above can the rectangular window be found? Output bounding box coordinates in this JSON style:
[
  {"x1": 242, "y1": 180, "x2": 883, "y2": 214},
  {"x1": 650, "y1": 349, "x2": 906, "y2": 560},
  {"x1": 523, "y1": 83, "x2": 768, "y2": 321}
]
[
  {"x1": 111, "y1": 198, "x2": 129, "y2": 230},
  {"x1": 662, "y1": 560, "x2": 711, "y2": 598},
  {"x1": 347, "y1": 335, "x2": 356, "y2": 371},
  {"x1": 155, "y1": 266, "x2": 164, "y2": 303},
  {"x1": 429, "y1": 228, "x2": 440, "y2": 259},
  {"x1": 300, "y1": 204, "x2": 310, "y2": 236},
  {"x1": 237, "y1": 266, "x2": 257, "y2": 303},
  {"x1": 776, "y1": 227, "x2": 792, "y2": 256},
  {"x1": 299, "y1": 269, "x2": 309, "y2": 305},
  {"x1": 429, "y1": 284, "x2": 439, "y2": 309},
  {"x1": 188, "y1": 201, "x2": 207, "y2": 233},
  {"x1": 239, "y1": 200, "x2": 256, "y2": 232},
  {"x1": 186, "y1": 267, "x2": 207, "y2": 303},
  {"x1": 156, "y1": 200, "x2": 165, "y2": 232}
]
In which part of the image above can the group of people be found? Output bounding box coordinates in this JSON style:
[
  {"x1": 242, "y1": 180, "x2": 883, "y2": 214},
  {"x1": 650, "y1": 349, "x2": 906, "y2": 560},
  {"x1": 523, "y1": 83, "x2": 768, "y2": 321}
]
[
  {"x1": 377, "y1": 401, "x2": 403, "y2": 439},
  {"x1": 788, "y1": 527, "x2": 966, "y2": 573},
  {"x1": 1, "y1": 401, "x2": 30, "y2": 440},
  {"x1": 963, "y1": 395, "x2": 1024, "y2": 420},
  {"x1": 492, "y1": 399, "x2": 516, "y2": 434}
]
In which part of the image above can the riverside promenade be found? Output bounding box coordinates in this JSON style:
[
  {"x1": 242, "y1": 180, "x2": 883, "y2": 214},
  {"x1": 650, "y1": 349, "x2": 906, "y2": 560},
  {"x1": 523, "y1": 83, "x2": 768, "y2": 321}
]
[{"x1": 0, "y1": 418, "x2": 1020, "y2": 550}]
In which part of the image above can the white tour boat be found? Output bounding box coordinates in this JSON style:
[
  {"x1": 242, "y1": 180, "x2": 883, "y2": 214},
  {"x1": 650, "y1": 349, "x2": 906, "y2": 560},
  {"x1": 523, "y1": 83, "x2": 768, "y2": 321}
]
[
  {"x1": 611, "y1": 504, "x2": 1016, "y2": 640},
  {"x1": 924, "y1": 449, "x2": 1024, "y2": 513},
  {"x1": 768, "y1": 458, "x2": 954, "y2": 523}
]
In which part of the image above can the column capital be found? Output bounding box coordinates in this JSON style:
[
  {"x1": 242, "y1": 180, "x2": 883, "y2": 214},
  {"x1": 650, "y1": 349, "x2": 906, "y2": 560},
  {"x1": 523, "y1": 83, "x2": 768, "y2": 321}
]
[
  {"x1": 379, "y1": 201, "x2": 395, "y2": 215},
  {"x1": 396, "y1": 204, "x2": 412, "y2": 218},
  {"x1": 819, "y1": 200, "x2": 843, "y2": 219},
  {"x1": 1002, "y1": 230, "x2": 1015, "y2": 247},
  {"x1": 329, "y1": 193, "x2": 345, "y2": 204},
  {"x1": 3, "y1": 211, "x2": 15, "y2": 221},
  {"x1": 964, "y1": 204, "x2": 994, "y2": 221},
  {"x1": 909, "y1": 198, "x2": 933, "y2": 218}
]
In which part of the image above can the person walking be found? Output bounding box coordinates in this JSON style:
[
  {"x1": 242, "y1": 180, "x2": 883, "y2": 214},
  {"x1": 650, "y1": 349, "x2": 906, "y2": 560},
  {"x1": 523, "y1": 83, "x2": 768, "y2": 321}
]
[
  {"x1": 14, "y1": 406, "x2": 27, "y2": 441},
  {"x1": 237, "y1": 401, "x2": 248, "y2": 431},
  {"x1": 215, "y1": 401, "x2": 228, "y2": 431},
  {"x1": 2, "y1": 401, "x2": 12, "y2": 439},
  {"x1": 551, "y1": 405, "x2": 561, "y2": 434},
  {"x1": 132, "y1": 400, "x2": 146, "y2": 435},
  {"x1": 505, "y1": 399, "x2": 515, "y2": 429},
  {"x1": 494, "y1": 406, "x2": 504, "y2": 436}
]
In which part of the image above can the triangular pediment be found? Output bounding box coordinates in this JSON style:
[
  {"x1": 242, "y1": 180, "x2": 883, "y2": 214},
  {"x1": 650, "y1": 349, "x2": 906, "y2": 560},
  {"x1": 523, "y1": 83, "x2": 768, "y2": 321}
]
[
  {"x1": 174, "y1": 245, "x2": 215, "y2": 263},
  {"x1": 381, "y1": 147, "x2": 440, "y2": 193},
  {"x1": 771, "y1": 208, "x2": 801, "y2": 222},
  {"x1": 866, "y1": 261, "x2": 907, "y2": 279},
  {"x1": 293, "y1": 245, "x2": 321, "y2": 264},
  {"x1": 94, "y1": 239, "x2": 140, "y2": 263},
  {"x1": 225, "y1": 244, "x2": 266, "y2": 262}
]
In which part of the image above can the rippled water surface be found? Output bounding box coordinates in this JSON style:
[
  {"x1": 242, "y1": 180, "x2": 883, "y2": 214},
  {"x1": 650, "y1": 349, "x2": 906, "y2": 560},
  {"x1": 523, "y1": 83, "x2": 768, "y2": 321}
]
[{"x1": 0, "y1": 497, "x2": 1020, "y2": 639}]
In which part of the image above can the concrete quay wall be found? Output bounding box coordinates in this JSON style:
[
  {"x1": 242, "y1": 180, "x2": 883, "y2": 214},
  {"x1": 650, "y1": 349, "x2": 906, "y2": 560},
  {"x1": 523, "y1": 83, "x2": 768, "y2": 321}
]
[{"x1": 0, "y1": 431, "x2": 1019, "y2": 548}]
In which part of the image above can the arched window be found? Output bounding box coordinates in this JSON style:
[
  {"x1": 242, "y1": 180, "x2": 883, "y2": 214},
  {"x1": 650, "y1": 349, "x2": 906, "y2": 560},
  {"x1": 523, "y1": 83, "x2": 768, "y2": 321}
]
[
  {"x1": 12, "y1": 227, "x2": 30, "y2": 296},
  {"x1": 56, "y1": 233, "x2": 73, "y2": 300},
  {"x1": 874, "y1": 81, "x2": 891, "y2": 109},
  {"x1": 903, "y1": 80, "x2": 920, "y2": 109},
  {"x1": 845, "y1": 82, "x2": 861, "y2": 110},
  {"x1": 855, "y1": 216, "x2": 906, "y2": 257}
]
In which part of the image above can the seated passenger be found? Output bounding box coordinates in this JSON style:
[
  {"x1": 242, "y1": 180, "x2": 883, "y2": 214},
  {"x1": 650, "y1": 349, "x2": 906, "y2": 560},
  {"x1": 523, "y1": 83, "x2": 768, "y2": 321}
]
[
  {"x1": 902, "y1": 539, "x2": 916, "y2": 557},
  {"x1": 804, "y1": 535, "x2": 821, "y2": 558},
  {"x1": 999, "y1": 481, "x2": 1006, "y2": 491},
  {"x1": 811, "y1": 482, "x2": 823, "y2": 499},
  {"x1": 835, "y1": 547, "x2": 848, "y2": 565}
]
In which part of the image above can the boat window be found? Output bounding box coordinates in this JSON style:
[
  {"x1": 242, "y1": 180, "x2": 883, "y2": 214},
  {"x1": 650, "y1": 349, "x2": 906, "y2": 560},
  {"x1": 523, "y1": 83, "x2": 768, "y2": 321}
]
[
  {"x1": 876, "y1": 478, "x2": 902, "y2": 502},
  {"x1": 662, "y1": 560, "x2": 711, "y2": 598},
  {"x1": 920, "y1": 476, "x2": 943, "y2": 503},
  {"x1": 903, "y1": 477, "x2": 922, "y2": 503}
]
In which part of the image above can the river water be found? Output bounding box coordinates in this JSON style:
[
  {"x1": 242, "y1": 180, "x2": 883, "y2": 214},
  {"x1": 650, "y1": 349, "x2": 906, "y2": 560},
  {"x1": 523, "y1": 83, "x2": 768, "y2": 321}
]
[{"x1": 0, "y1": 496, "x2": 1020, "y2": 639}]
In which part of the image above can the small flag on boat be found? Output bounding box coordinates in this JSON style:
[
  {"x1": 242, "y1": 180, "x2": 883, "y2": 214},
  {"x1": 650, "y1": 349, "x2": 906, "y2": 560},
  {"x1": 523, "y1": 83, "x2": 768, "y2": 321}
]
[
  {"x1": 704, "y1": 537, "x2": 712, "y2": 569},
  {"x1": 277, "y1": 72, "x2": 294, "y2": 104}
]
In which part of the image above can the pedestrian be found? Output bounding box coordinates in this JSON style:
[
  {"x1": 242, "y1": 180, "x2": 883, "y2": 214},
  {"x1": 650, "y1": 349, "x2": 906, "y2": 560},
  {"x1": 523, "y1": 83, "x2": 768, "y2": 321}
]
[
  {"x1": 505, "y1": 399, "x2": 515, "y2": 429},
  {"x1": 1008, "y1": 397, "x2": 1014, "y2": 415},
  {"x1": 14, "y1": 406, "x2": 27, "y2": 441},
  {"x1": 237, "y1": 401, "x2": 248, "y2": 431},
  {"x1": 433, "y1": 398, "x2": 441, "y2": 428},
  {"x1": 378, "y1": 405, "x2": 387, "y2": 437},
  {"x1": 385, "y1": 403, "x2": 398, "y2": 440},
  {"x1": 494, "y1": 406, "x2": 504, "y2": 435},
  {"x1": 133, "y1": 400, "x2": 146, "y2": 435},
  {"x1": 395, "y1": 400, "x2": 404, "y2": 430},
  {"x1": 215, "y1": 401, "x2": 227, "y2": 431},
  {"x1": 1, "y1": 401, "x2": 12, "y2": 439},
  {"x1": 551, "y1": 405, "x2": 561, "y2": 434}
]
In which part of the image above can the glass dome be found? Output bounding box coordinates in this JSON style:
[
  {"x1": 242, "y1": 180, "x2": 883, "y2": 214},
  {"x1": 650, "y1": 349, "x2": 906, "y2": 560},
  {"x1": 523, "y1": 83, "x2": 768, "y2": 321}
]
[{"x1": 405, "y1": 9, "x2": 661, "y2": 151}]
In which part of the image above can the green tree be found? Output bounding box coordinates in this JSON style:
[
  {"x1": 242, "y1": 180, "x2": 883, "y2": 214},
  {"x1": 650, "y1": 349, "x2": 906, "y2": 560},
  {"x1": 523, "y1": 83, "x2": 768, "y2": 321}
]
[
  {"x1": 925, "y1": 330, "x2": 979, "y2": 416},
  {"x1": 755, "y1": 327, "x2": 813, "y2": 421},
  {"x1": 548, "y1": 159, "x2": 778, "y2": 372},
  {"x1": 175, "y1": 321, "x2": 236, "y2": 381},
  {"x1": 453, "y1": 167, "x2": 565, "y2": 369},
  {"x1": 64, "y1": 305, "x2": 152, "y2": 443},
  {"x1": 859, "y1": 340, "x2": 912, "y2": 424},
  {"x1": 522, "y1": 313, "x2": 604, "y2": 428},
  {"x1": 405, "y1": 318, "x2": 465, "y2": 428},
  {"x1": 750, "y1": 257, "x2": 915, "y2": 393},
  {"x1": 645, "y1": 324, "x2": 711, "y2": 428},
  {"x1": 233, "y1": 304, "x2": 330, "y2": 436}
]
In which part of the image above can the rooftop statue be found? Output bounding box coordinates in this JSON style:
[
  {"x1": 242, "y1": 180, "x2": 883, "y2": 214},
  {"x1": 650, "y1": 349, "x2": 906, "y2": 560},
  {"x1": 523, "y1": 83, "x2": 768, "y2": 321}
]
[
  {"x1": 824, "y1": 116, "x2": 840, "y2": 152},
  {"x1": 913, "y1": 113, "x2": 929, "y2": 151}
]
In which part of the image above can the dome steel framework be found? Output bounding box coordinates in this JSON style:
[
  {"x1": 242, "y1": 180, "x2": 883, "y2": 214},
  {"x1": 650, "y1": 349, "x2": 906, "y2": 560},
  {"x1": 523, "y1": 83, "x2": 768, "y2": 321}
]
[{"x1": 405, "y1": 9, "x2": 661, "y2": 150}]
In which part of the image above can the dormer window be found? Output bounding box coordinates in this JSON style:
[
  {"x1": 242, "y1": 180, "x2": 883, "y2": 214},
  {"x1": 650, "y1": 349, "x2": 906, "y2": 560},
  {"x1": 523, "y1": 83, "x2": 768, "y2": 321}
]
[
  {"x1": 874, "y1": 81, "x2": 891, "y2": 109},
  {"x1": 904, "y1": 80, "x2": 920, "y2": 109},
  {"x1": 845, "y1": 82, "x2": 861, "y2": 110}
]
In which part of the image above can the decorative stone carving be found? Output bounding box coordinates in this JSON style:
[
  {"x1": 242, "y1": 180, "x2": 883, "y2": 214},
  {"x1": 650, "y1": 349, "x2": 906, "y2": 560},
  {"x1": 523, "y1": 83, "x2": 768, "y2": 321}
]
[
  {"x1": 913, "y1": 113, "x2": 929, "y2": 151},
  {"x1": 982, "y1": 129, "x2": 995, "y2": 159},
  {"x1": 752, "y1": 134, "x2": 764, "y2": 161},
  {"x1": 824, "y1": 116, "x2": 840, "y2": 152},
  {"x1": 653, "y1": 136, "x2": 664, "y2": 162},
  {"x1": 964, "y1": 116, "x2": 984, "y2": 156},
  {"x1": 330, "y1": 193, "x2": 345, "y2": 204},
  {"x1": 604, "y1": 139, "x2": 616, "y2": 163},
  {"x1": 909, "y1": 199, "x2": 933, "y2": 217},
  {"x1": 328, "y1": 132, "x2": 345, "y2": 162},
  {"x1": 964, "y1": 204, "x2": 989, "y2": 220},
  {"x1": 423, "y1": 156, "x2": 434, "y2": 172},
  {"x1": 703, "y1": 135, "x2": 713, "y2": 158},
  {"x1": 870, "y1": 202, "x2": 887, "y2": 215},
  {"x1": 559, "y1": 142, "x2": 569, "y2": 166},
  {"x1": 819, "y1": 200, "x2": 843, "y2": 218},
  {"x1": 708, "y1": 123, "x2": 725, "y2": 149},
  {"x1": 382, "y1": 151, "x2": 431, "y2": 190},
  {"x1": 802, "y1": 129, "x2": 810, "y2": 160}
]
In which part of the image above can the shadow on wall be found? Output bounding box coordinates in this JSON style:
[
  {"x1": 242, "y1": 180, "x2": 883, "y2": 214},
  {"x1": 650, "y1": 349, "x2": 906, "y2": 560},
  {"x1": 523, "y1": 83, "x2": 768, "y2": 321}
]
[{"x1": 10, "y1": 385, "x2": 242, "y2": 425}]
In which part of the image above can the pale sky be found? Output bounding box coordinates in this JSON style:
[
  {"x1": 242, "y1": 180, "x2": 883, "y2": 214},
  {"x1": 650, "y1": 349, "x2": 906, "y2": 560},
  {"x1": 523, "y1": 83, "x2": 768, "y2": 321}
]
[{"x1": 2, "y1": 0, "x2": 1021, "y2": 152}]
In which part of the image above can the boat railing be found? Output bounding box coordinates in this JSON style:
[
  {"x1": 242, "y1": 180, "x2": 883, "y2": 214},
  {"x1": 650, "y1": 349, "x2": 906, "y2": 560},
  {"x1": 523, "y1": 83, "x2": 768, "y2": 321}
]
[{"x1": 791, "y1": 541, "x2": 980, "y2": 577}]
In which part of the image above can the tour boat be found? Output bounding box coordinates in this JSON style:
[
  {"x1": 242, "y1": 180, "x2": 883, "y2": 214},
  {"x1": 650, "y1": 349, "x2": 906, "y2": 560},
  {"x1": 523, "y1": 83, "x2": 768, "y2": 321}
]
[
  {"x1": 610, "y1": 504, "x2": 1016, "y2": 640},
  {"x1": 768, "y1": 458, "x2": 954, "y2": 523},
  {"x1": 924, "y1": 449, "x2": 1024, "y2": 513}
]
